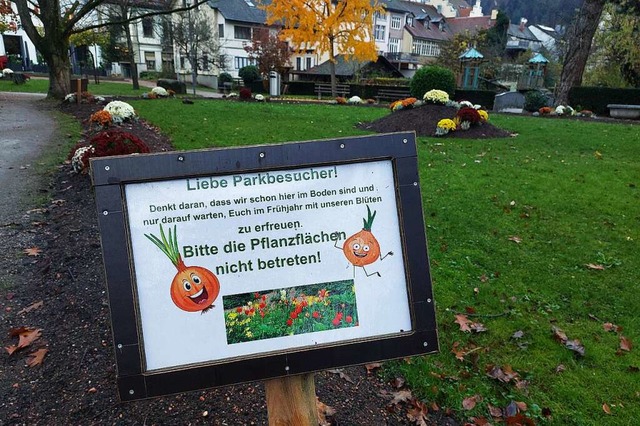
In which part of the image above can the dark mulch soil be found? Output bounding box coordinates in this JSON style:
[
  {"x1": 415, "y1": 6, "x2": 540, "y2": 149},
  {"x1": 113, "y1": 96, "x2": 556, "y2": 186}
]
[
  {"x1": 1, "y1": 99, "x2": 459, "y2": 425},
  {"x1": 358, "y1": 104, "x2": 514, "y2": 138}
]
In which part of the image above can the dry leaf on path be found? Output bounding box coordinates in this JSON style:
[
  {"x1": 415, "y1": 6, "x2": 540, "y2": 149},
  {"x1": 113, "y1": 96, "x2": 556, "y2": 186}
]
[
  {"x1": 26, "y1": 348, "x2": 48, "y2": 367},
  {"x1": 365, "y1": 362, "x2": 383, "y2": 373},
  {"x1": 7, "y1": 327, "x2": 42, "y2": 354},
  {"x1": 389, "y1": 389, "x2": 413, "y2": 405},
  {"x1": 17, "y1": 300, "x2": 44, "y2": 315},
  {"x1": 326, "y1": 368, "x2": 355, "y2": 384},
  {"x1": 316, "y1": 398, "x2": 336, "y2": 426},
  {"x1": 23, "y1": 247, "x2": 42, "y2": 257},
  {"x1": 406, "y1": 399, "x2": 429, "y2": 425}
]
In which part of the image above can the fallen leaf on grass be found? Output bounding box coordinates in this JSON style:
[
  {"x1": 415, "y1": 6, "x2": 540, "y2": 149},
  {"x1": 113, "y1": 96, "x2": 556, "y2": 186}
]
[
  {"x1": 620, "y1": 336, "x2": 632, "y2": 352},
  {"x1": 585, "y1": 263, "x2": 605, "y2": 270},
  {"x1": 486, "y1": 364, "x2": 520, "y2": 383},
  {"x1": 488, "y1": 404, "x2": 503, "y2": 418},
  {"x1": 462, "y1": 394, "x2": 482, "y2": 410},
  {"x1": 26, "y1": 348, "x2": 48, "y2": 367},
  {"x1": 604, "y1": 322, "x2": 622, "y2": 333},
  {"x1": 17, "y1": 300, "x2": 43, "y2": 315},
  {"x1": 512, "y1": 330, "x2": 525, "y2": 339},
  {"x1": 552, "y1": 326, "x2": 585, "y2": 356},
  {"x1": 602, "y1": 403, "x2": 611, "y2": 415},
  {"x1": 455, "y1": 314, "x2": 472, "y2": 332},
  {"x1": 23, "y1": 247, "x2": 42, "y2": 257},
  {"x1": 508, "y1": 236, "x2": 522, "y2": 244},
  {"x1": 555, "y1": 364, "x2": 566, "y2": 373}
]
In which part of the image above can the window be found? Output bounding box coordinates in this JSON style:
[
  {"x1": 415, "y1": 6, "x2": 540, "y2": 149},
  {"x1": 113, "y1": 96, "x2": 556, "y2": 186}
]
[
  {"x1": 388, "y1": 38, "x2": 400, "y2": 53},
  {"x1": 218, "y1": 24, "x2": 224, "y2": 38},
  {"x1": 144, "y1": 51, "x2": 156, "y2": 70},
  {"x1": 235, "y1": 56, "x2": 255, "y2": 69},
  {"x1": 142, "y1": 17, "x2": 154, "y2": 38},
  {"x1": 411, "y1": 39, "x2": 440, "y2": 57},
  {"x1": 391, "y1": 16, "x2": 402, "y2": 30},
  {"x1": 234, "y1": 26, "x2": 252, "y2": 40},
  {"x1": 306, "y1": 57, "x2": 313, "y2": 70},
  {"x1": 296, "y1": 57, "x2": 302, "y2": 71},
  {"x1": 406, "y1": 16, "x2": 413, "y2": 27},
  {"x1": 374, "y1": 24, "x2": 386, "y2": 41}
]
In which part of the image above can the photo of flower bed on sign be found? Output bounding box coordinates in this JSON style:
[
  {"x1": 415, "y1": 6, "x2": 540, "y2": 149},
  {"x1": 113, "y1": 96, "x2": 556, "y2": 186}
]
[{"x1": 223, "y1": 280, "x2": 358, "y2": 344}]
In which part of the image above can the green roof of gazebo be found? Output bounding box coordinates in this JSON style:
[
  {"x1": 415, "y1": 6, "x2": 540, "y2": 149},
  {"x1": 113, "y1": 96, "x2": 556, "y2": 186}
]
[
  {"x1": 529, "y1": 53, "x2": 549, "y2": 64},
  {"x1": 459, "y1": 47, "x2": 484, "y2": 60}
]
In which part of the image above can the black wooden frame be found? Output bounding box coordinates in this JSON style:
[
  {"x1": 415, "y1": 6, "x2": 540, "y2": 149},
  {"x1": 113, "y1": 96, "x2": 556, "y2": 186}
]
[{"x1": 91, "y1": 131, "x2": 438, "y2": 401}]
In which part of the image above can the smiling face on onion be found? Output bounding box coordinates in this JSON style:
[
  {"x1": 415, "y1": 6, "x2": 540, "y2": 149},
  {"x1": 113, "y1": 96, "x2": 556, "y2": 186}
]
[{"x1": 170, "y1": 266, "x2": 220, "y2": 312}]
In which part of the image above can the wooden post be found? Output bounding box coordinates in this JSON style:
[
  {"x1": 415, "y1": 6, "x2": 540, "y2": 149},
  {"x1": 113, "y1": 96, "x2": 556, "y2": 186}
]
[
  {"x1": 76, "y1": 78, "x2": 81, "y2": 104},
  {"x1": 265, "y1": 374, "x2": 318, "y2": 426}
]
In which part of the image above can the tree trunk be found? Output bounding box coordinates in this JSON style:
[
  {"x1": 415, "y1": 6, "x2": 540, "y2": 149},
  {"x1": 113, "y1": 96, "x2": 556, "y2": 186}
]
[
  {"x1": 554, "y1": 0, "x2": 606, "y2": 106},
  {"x1": 47, "y1": 52, "x2": 71, "y2": 99},
  {"x1": 124, "y1": 19, "x2": 140, "y2": 90}
]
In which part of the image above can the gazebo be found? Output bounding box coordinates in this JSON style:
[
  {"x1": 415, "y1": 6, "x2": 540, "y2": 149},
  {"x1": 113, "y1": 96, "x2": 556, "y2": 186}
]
[
  {"x1": 458, "y1": 47, "x2": 484, "y2": 90},
  {"x1": 526, "y1": 53, "x2": 549, "y2": 88}
]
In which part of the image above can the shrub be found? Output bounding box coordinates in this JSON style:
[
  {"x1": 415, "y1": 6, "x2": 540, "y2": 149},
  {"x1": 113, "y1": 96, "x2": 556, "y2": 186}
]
[
  {"x1": 524, "y1": 90, "x2": 550, "y2": 112},
  {"x1": 456, "y1": 107, "x2": 482, "y2": 125},
  {"x1": 218, "y1": 72, "x2": 233, "y2": 85},
  {"x1": 239, "y1": 87, "x2": 252, "y2": 100},
  {"x1": 157, "y1": 79, "x2": 186, "y2": 95},
  {"x1": 140, "y1": 71, "x2": 160, "y2": 80},
  {"x1": 69, "y1": 130, "x2": 150, "y2": 173},
  {"x1": 410, "y1": 66, "x2": 456, "y2": 98},
  {"x1": 239, "y1": 65, "x2": 260, "y2": 86}
]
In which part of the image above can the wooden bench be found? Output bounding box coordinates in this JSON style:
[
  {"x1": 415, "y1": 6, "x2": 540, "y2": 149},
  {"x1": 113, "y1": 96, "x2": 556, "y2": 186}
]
[
  {"x1": 314, "y1": 83, "x2": 349, "y2": 100},
  {"x1": 376, "y1": 87, "x2": 411, "y2": 103}
]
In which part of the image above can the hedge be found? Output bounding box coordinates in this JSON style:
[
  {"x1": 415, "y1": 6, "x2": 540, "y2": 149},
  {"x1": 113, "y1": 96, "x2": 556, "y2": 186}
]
[{"x1": 569, "y1": 87, "x2": 640, "y2": 115}]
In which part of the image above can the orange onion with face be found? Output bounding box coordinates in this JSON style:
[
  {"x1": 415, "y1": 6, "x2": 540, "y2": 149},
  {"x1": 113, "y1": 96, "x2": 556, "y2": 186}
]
[
  {"x1": 343, "y1": 205, "x2": 382, "y2": 267},
  {"x1": 145, "y1": 225, "x2": 220, "y2": 313}
]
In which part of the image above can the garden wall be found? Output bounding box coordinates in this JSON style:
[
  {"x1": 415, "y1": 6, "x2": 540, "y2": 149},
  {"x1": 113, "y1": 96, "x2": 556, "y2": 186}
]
[{"x1": 569, "y1": 87, "x2": 640, "y2": 115}]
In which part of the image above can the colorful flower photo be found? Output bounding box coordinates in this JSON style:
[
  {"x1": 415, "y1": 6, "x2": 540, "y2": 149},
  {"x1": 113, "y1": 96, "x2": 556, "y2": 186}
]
[{"x1": 223, "y1": 280, "x2": 358, "y2": 344}]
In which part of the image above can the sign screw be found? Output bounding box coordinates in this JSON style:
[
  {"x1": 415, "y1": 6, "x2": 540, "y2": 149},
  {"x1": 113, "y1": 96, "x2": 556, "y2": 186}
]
[
  {"x1": 413, "y1": 182, "x2": 418, "y2": 186},
  {"x1": 285, "y1": 366, "x2": 290, "y2": 372},
  {"x1": 340, "y1": 143, "x2": 345, "y2": 149},
  {"x1": 177, "y1": 155, "x2": 185, "y2": 162},
  {"x1": 423, "y1": 342, "x2": 428, "y2": 347},
  {"x1": 117, "y1": 344, "x2": 123, "y2": 349},
  {"x1": 259, "y1": 152, "x2": 265, "y2": 158},
  {"x1": 427, "y1": 298, "x2": 432, "y2": 303},
  {"x1": 104, "y1": 165, "x2": 110, "y2": 171},
  {"x1": 129, "y1": 389, "x2": 135, "y2": 395},
  {"x1": 102, "y1": 210, "x2": 108, "y2": 216},
  {"x1": 403, "y1": 138, "x2": 408, "y2": 143}
]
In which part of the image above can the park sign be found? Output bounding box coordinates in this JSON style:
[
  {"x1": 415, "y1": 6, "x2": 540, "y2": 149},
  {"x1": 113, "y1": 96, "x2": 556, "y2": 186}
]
[{"x1": 91, "y1": 132, "x2": 438, "y2": 401}]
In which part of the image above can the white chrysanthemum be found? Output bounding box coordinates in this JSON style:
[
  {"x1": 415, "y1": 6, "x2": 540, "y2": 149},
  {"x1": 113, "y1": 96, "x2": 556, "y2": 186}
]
[
  {"x1": 103, "y1": 100, "x2": 136, "y2": 124},
  {"x1": 255, "y1": 94, "x2": 265, "y2": 101},
  {"x1": 2, "y1": 68, "x2": 14, "y2": 76},
  {"x1": 459, "y1": 100, "x2": 474, "y2": 108},
  {"x1": 71, "y1": 146, "x2": 94, "y2": 173},
  {"x1": 151, "y1": 86, "x2": 169, "y2": 97},
  {"x1": 64, "y1": 93, "x2": 76, "y2": 103},
  {"x1": 555, "y1": 105, "x2": 566, "y2": 115},
  {"x1": 348, "y1": 96, "x2": 363, "y2": 104}
]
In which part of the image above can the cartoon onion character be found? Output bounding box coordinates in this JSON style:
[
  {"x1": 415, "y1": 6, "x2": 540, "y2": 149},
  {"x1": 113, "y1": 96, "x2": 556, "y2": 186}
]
[
  {"x1": 341, "y1": 205, "x2": 393, "y2": 277},
  {"x1": 145, "y1": 225, "x2": 220, "y2": 313}
]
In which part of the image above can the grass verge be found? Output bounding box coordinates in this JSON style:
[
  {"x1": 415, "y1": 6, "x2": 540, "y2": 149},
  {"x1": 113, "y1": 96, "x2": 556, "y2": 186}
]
[{"x1": 127, "y1": 100, "x2": 639, "y2": 425}]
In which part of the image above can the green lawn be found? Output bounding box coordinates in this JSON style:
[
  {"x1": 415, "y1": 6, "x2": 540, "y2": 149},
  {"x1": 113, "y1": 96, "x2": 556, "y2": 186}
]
[
  {"x1": 0, "y1": 76, "x2": 148, "y2": 96},
  {"x1": 128, "y1": 99, "x2": 639, "y2": 425}
]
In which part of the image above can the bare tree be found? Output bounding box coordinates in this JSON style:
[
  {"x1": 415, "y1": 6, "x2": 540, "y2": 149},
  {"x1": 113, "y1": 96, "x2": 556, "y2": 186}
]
[{"x1": 168, "y1": 4, "x2": 227, "y2": 94}]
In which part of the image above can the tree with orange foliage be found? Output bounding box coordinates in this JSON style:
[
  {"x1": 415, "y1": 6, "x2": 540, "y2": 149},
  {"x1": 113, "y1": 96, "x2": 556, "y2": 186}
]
[{"x1": 261, "y1": 0, "x2": 384, "y2": 97}]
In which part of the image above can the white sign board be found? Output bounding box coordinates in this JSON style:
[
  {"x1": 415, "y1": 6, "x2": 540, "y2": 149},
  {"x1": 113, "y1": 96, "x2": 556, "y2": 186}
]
[{"x1": 125, "y1": 160, "x2": 412, "y2": 371}]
